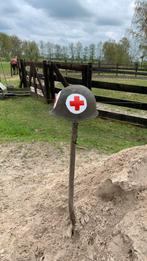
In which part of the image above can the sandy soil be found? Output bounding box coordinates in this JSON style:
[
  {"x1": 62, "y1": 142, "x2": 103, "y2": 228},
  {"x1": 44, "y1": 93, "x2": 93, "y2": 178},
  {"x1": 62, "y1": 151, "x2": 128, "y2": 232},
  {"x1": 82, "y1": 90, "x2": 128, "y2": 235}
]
[{"x1": 0, "y1": 142, "x2": 147, "y2": 261}]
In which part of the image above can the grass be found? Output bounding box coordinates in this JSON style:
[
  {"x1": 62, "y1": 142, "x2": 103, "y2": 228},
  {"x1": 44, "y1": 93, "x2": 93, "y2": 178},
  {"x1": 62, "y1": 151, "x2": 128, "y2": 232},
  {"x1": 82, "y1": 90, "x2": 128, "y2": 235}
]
[
  {"x1": 92, "y1": 76, "x2": 147, "y2": 117},
  {"x1": 0, "y1": 63, "x2": 146, "y2": 154},
  {"x1": 60, "y1": 70, "x2": 147, "y2": 105},
  {"x1": 93, "y1": 75, "x2": 147, "y2": 87},
  {"x1": 57, "y1": 70, "x2": 147, "y2": 118},
  {"x1": 92, "y1": 88, "x2": 147, "y2": 103},
  {"x1": 0, "y1": 64, "x2": 9, "y2": 85},
  {"x1": 58, "y1": 74, "x2": 147, "y2": 89},
  {"x1": 0, "y1": 97, "x2": 147, "y2": 154},
  {"x1": 0, "y1": 61, "x2": 19, "y2": 87},
  {"x1": 56, "y1": 80, "x2": 147, "y2": 106},
  {"x1": 63, "y1": 71, "x2": 147, "y2": 87},
  {"x1": 0, "y1": 61, "x2": 11, "y2": 76}
]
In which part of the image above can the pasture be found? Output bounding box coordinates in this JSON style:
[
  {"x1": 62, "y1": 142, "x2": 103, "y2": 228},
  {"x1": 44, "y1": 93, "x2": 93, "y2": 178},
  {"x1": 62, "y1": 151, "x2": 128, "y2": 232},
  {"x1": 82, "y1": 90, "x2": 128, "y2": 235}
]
[
  {"x1": 0, "y1": 61, "x2": 147, "y2": 153},
  {"x1": 0, "y1": 97, "x2": 147, "y2": 153},
  {"x1": 0, "y1": 61, "x2": 19, "y2": 86}
]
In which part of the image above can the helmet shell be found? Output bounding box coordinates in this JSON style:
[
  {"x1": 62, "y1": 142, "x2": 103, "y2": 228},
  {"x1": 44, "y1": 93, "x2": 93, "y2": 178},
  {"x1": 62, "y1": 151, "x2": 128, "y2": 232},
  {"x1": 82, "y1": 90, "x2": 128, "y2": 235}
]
[{"x1": 52, "y1": 85, "x2": 98, "y2": 121}]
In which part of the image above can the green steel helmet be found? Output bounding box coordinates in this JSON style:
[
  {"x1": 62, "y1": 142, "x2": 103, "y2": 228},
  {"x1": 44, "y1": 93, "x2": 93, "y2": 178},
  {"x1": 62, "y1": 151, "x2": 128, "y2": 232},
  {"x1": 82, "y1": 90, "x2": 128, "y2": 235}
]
[{"x1": 52, "y1": 85, "x2": 98, "y2": 122}]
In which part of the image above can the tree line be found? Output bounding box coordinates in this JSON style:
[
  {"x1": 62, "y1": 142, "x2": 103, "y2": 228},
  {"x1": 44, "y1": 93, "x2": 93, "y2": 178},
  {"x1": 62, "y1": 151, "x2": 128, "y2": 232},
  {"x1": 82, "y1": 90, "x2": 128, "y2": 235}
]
[
  {"x1": 39, "y1": 37, "x2": 133, "y2": 65},
  {"x1": 0, "y1": 0, "x2": 146, "y2": 66},
  {"x1": 0, "y1": 34, "x2": 135, "y2": 65},
  {"x1": 0, "y1": 34, "x2": 39, "y2": 61}
]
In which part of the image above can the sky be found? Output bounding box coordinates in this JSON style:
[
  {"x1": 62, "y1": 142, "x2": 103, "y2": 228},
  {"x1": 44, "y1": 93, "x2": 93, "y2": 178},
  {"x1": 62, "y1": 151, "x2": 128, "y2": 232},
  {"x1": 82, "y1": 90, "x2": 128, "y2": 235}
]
[{"x1": 0, "y1": 0, "x2": 135, "y2": 45}]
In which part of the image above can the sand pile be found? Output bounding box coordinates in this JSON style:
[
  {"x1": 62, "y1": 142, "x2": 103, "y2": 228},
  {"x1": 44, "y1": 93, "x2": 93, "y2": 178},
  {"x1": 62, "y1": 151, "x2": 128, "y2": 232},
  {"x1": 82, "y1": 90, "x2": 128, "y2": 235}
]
[{"x1": 0, "y1": 142, "x2": 147, "y2": 261}]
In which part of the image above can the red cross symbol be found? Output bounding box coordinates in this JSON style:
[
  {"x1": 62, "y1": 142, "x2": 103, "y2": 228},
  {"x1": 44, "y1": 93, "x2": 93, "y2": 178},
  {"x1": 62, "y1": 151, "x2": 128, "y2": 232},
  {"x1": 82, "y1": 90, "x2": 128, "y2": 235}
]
[{"x1": 70, "y1": 96, "x2": 85, "y2": 111}]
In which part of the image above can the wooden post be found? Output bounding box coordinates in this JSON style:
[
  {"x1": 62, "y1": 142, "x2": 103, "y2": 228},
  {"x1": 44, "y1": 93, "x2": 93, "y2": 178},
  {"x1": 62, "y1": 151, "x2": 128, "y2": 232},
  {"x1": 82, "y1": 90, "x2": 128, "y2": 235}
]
[
  {"x1": 69, "y1": 121, "x2": 78, "y2": 234},
  {"x1": 32, "y1": 63, "x2": 37, "y2": 95},
  {"x1": 10, "y1": 64, "x2": 13, "y2": 77},
  {"x1": 29, "y1": 62, "x2": 33, "y2": 88},
  {"x1": 135, "y1": 62, "x2": 138, "y2": 78},
  {"x1": 87, "y1": 63, "x2": 92, "y2": 90},
  {"x1": 19, "y1": 60, "x2": 28, "y2": 88},
  {"x1": 116, "y1": 63, "x2": 119, "y2": 77},
  {"x1": 43, "y1": 60, "x2": 51, "y2": 103},
  {"x1": 82, "y1": 65, "x2": 87, "y2": 87},
  {"x1": 98, "y1": 60, "x2": 101, "y2": 75},
  {"x1": 49, "y1": 62, "x2": 55, "y2": 100},
  {"x1": 82, "y1": 64, "x2": 92, "y2": 90}
]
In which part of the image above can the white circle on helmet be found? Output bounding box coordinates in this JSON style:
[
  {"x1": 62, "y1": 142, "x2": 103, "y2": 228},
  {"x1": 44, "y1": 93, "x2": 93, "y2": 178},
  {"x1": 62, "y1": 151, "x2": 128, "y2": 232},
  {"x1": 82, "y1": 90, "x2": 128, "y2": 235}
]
[{"x1": 66, "y1": 93, "x2": 87, "y2": 114}]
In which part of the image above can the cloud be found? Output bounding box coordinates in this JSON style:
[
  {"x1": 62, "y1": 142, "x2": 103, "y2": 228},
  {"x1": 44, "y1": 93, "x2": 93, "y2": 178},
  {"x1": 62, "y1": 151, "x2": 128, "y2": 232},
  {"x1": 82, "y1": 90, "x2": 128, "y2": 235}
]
[
  {"x1": 27, "y1": 0, "x2": 92, "y2": 19},
  {"x1": 0, "y1": 0, "x2": 136, "y2": 44},
  {"x1": 0, "y1": 21, "x2": 11, "y2": 31},
  {"x1": 0, "y1": 1, "x2": 19, "y2": 15},
  {"x1": 96, "y1": 17, "x2": 123, "y2": 26}
]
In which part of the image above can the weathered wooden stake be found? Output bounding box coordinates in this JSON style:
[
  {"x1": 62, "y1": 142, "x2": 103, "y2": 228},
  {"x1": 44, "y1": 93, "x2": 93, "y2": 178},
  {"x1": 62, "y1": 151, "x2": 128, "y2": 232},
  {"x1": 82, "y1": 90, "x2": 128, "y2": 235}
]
[{"x1": 69, "y1": 121, "x2": 78, "y2": 234}]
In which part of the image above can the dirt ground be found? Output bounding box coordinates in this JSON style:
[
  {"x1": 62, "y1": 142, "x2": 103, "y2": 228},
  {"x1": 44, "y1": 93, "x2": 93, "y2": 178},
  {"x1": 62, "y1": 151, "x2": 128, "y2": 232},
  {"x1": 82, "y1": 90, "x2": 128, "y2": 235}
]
[{"x1": 0, "y1": 142, "x2": 147, "y2": 261}]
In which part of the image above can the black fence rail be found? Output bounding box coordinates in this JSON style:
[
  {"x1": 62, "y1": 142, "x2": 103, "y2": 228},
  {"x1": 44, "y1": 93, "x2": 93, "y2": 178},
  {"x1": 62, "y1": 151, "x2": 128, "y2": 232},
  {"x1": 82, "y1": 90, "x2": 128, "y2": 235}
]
[
  {"x1": 93, "y1": 63, "x2": 147, "y2": 77},
  {"x1": 18, "y1": 60, "x2": 147, "y2": 127}
]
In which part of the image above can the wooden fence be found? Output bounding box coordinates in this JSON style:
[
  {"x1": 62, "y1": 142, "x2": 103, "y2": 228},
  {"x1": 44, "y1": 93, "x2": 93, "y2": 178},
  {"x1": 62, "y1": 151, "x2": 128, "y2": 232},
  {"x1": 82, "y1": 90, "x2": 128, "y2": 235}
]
[
  {"x1": 92, "y1": 63, "x2": 147, "y2": 77},
  {"x1": 18, "y1": 60, "x2": 147, "y2": 127}
]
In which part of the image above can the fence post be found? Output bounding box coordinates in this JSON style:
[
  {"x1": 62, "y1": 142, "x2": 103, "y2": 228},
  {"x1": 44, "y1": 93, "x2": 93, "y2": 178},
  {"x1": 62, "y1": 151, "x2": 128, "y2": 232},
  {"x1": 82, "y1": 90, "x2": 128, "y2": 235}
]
[
  {"x1": 82, "y1": 64, "x2": 92, "y2": 90},
  {"x1": 116, "y1": 63, "x2": 119, "y2": 76},
  {"x1": 82, "y1": 64, "x2": 87, "y2": 87},
  {"x1": 49, "y1": 62, "x2": 55, "y2": 100},
  {"x1": 43, "y1": 60, "x2": 51, "y2": 103},
  {"x1": 10, "y1": 64, "x2": 13, "y2": 77},
  {"x1": 135, "y1": 62, "x2": 138, "y2": 78},
  {"x1": 32, "y1": 63, "x2": 37, "y2": 95},
  {"x1": 87, "y1": 63, "x2": 92, "y2": 90},
  {"x1": 98, "y1": 60, "x2": 101, "y2": 75},
  {"x1": 19, "y1": 59, "x2": 28, "y2": 88}
]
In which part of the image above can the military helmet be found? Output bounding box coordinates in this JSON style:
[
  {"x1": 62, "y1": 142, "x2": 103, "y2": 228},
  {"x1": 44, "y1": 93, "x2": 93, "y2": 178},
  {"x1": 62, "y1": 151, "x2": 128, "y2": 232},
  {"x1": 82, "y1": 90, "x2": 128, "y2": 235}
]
[{"x1": 52, "y1": 85, "x2": 98, "y2": 122}]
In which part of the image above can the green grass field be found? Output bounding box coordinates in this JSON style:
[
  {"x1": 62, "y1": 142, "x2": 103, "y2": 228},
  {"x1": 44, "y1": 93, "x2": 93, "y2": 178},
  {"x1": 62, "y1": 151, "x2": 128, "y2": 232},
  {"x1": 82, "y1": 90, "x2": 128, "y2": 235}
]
[
  {"x1": 93, "y1": 76, "x2": 147, "y2": 87},
  {"x1": 0, "y1": 62, "x2": 146, "y2": 154},
  {"x1": 0, "y1": 97, "x2": 147, "y2": 154},
  {"x1": 0, "y1": 62, "x2": 19, "y2": 87},
  {"x1": 63, "y1": 70, "x2": 147, "y2": 87},
  {"x1": 0, "y1": 61, "x2": 10, "y2": 70},
  {"x1": 1, "y1": 61, "x2": 147, "y2": 88},
  {"x1": 61, "y1": 70, "x2": 147, "y2": 106},
  {"x1": 92, "y1": 88, "x2": 147, "y2": 103},
  {"x1": 0, "y1": 61, "x2": 11, "y2": 75}
]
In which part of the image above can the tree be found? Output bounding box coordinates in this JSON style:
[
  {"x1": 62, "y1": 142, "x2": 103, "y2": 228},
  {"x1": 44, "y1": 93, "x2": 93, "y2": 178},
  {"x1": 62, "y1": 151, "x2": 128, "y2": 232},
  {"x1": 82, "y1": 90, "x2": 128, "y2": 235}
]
[
  {"x1": 88, "y1": 44, "x2": 96, "y2": 62},
  {"x1": 117, "y1": 37, "x2": 131, "y2": 64},
  {"x1": 132, "y1": 0, "x2": 147, "y2": 60},
  {"x1": 102, "y1": 38, "x2": 131, "y2": 65},
  {"x1": 54, "y1": 44, "x2": 62, "y2": 60},
  {"x1": 0, "y1": 33, "x2": 11, "y2": 60},
  {"x1": 96, "y1": 42, "x2": 103, "y2": 62},
  {"x1": 102, "y1": 40, "x2": 117, "y2": 64},
  {"x1": 69, "y1": 43, "x2": 76, "y2": 61},
  {"x1": 10, "y1": 35, "x2": 22, "y2": 58},
  {"x1": 46, "y1": 42, "x2": 54, "y2": 60},
  {"x1": 83, "y1": 46, "x2": 88, "y2": 62},
  {"x1": 75, "y1": 41, "x2": 83, "y2": 62},
  {"x1": 62, "y1": 46, "x2": 68, "y2": 61},
  {"x1": 22, "y1": 41, "x2": 39, "y2": 61},
  {"x1": 39, "y1": 40, "x2": 45, "y2": 58}
]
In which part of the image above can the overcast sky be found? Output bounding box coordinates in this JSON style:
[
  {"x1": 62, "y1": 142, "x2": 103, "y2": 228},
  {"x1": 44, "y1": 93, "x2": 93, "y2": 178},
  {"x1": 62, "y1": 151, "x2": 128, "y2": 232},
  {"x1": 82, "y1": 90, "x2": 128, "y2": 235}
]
[{"x1": 0, "y1": 0, "x2": 135, "y2": 45}]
